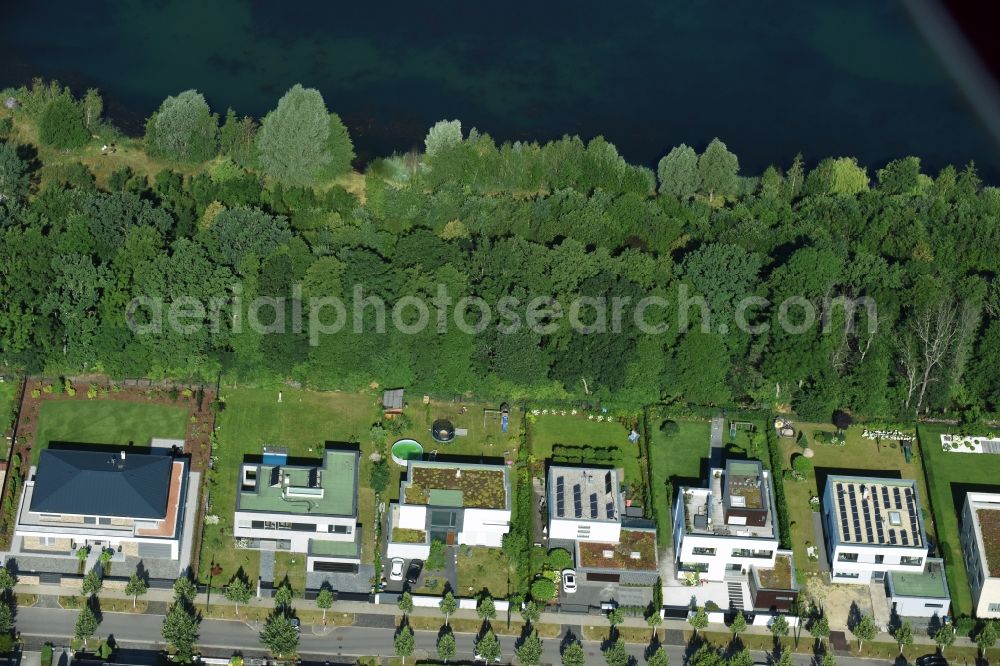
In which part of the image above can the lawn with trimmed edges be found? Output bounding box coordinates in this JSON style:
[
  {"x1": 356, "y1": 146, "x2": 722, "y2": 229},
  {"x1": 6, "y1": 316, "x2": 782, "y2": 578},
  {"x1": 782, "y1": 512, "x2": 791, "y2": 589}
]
[
  {"x1": 918, "y1": 422, "x2": 1000, "y2": 617},
  {"x1": 647, "y1": 414, "x2": 711, "y2": 545},
  {"x1": 31, "y1": 400, "x2": 189, "y2": 464}
]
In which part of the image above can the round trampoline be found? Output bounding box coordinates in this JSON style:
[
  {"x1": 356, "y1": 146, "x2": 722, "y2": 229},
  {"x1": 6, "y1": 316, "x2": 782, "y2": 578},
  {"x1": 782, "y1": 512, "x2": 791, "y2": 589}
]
[
  {"x1": 391, "y1": 439, "x2": 424, "y2": 466},
  {"x1": 431, "y1": 419, "x2": 456, "y2": 443}
]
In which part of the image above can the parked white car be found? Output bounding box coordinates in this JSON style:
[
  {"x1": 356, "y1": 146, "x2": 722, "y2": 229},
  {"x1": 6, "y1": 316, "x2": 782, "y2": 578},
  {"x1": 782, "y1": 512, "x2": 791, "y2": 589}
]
[
  {"x1": 562, "y1": 569, "x2": 577, "y2": 594},
  {"x1": 389, "y1": 557, "x2": 405, "y2": 581}
]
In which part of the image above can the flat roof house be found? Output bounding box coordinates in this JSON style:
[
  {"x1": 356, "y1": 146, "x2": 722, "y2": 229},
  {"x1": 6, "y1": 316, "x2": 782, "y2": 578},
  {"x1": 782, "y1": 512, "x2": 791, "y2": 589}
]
[
  {"x1": 672, "y1": 460, "x2": 797, "y2": 612},
  {"x1": 386, "y1": 460, "x2": 511, "y2": 560},
  {"x1": 823, "y1": 475, "x2": 948, "y2": 618},
  {"x1": 961, "y1": 492, "x2": 1000, "y2": 618},
  {"x1": 16, "y1": 447, "x2": 190, "y2": 561},
  {"x1": 547, "y1": 466, "x2": 624, "y2": 543},
  {"x1": 233, "y1": 447, "x2": 361, "y2": 574}
]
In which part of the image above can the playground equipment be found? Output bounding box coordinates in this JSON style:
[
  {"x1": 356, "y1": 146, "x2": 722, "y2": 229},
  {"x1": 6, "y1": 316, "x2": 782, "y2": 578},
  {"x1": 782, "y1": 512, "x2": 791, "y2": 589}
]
[
  {"x1": 730, "y1": 421, "x2": 755, "y2": 441},
  {"x1": 484, "y1": 403, "x2": 511, "y2": 433}
]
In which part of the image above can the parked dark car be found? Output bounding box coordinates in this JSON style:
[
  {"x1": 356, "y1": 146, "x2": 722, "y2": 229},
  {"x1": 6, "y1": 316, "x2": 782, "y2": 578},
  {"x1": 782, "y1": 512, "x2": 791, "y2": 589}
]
[
  {"x1": 406, "y1": 559, "x2": 423, "y2": 584},
  {"x1": 915, "y1": 655, "x2": 948, "y2": 666}
]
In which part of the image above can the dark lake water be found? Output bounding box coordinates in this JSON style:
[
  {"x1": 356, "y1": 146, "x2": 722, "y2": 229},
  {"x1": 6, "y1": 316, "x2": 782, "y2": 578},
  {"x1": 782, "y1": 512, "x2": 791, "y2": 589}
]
[{"x1": 2, "y1": 0, "x2": 998, "y2": 178}]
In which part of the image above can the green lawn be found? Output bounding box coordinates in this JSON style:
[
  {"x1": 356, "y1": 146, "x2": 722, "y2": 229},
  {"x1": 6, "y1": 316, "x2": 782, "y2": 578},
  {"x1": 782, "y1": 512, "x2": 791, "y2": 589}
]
[
  {"x1": 455, "y1": 546, "x2": 513, "y2": 599},
  {"x1": 918, "y1": 422, "x2": 1000, "y2": 617},
  {"x1": 782, "y1": 422, "x2": 934, "y2": 581},
  {"x1": 32, "y1": 400, "x2": 189, "y2": 464},
  {"x1": 531, "y1": 412, "x2": 642, "y2": 490},
  {"x1": 647, "y1": 415, "x2": 711, "y2": 545},
  {"x1": 272, "y1": 551, "x2": 308, "y2": 596},
  {"x1": 200, "y1": 386, "x2": 522, "y2": 585}
]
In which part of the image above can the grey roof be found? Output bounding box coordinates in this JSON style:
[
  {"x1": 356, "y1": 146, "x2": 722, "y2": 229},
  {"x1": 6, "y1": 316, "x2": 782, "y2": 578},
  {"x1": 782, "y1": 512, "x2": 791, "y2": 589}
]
[
  {"x1": 383, "y1": 388, "x2": 404, "y2": 409},
  {"x1": 30, "y1": 449, "x2": 172, "y2": 519}
]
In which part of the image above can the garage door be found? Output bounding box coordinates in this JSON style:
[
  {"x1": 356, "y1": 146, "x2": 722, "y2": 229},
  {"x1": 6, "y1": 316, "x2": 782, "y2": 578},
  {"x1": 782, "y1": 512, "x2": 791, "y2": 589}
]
[
  {"x1": 586, "y1": 572, "x2": 620, "y2": 583},
  {"x1": 313, "y1": 561, "x2": 359, "y2": 573},
  {"x1": 138, "y1": 542, "x2": 173, "y2": 558}
]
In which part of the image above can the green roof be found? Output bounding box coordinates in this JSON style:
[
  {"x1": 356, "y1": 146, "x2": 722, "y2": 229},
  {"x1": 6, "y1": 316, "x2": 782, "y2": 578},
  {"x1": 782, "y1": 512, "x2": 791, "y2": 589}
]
[
  {"x1": 890, "y1": 562, "x2": 949, "y2": 598},
  {"x1": 309, "y1": 535, "x2": 361, "y2": 558},
  {"x1": 238, "y1": 449, "x2": 357, "y2": 516}
]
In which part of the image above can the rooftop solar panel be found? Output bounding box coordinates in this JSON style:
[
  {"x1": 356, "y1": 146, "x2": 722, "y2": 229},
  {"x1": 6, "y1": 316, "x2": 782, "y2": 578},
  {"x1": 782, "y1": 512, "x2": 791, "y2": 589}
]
[
  {"x1": 590, "y1": 493, "x2": 599, "y2": 518},
  {"x1": 606, "y1": 502, "x2": 615, "y2": 519},
  {"x1": 605, "y1": 472, "x2": 613, "y2": 494},
  {"x1": 269, "y1": 466, "x2": 281, "y2": 487},
  {"x1": 901, "y1": 531, "x2": 909, "y2": 545}
]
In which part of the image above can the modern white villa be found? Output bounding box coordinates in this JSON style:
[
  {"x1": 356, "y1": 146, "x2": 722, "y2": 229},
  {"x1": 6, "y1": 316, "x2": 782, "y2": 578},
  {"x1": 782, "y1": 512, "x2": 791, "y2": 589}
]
[
  {"x1": 233, "y1": 446, "x2": 362, "y2": 574},
  {"x1": 672, "y1": 460, "x2": 797, "y2": 612},
  {"x1": 547, "y1": 465, "x2": 624, "y2": 543},
  {"x1": 823, "y1": 475, "x2": 949, "y2": 618},
  {"x1": 385, "y1": 460, "x2": 511, "y2": 560},
  {"x1": 15, "y1": 447, "x2": 190, "y2": 560},
  {"x1": 960, "y1": 492, "x2": 1000, "y2": 618}
]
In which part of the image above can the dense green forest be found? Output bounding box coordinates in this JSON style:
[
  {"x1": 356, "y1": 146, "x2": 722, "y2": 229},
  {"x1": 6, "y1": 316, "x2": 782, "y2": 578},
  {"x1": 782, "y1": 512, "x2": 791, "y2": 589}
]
[{"x1": 1, "y1": 80, "x2": 999, "y2": 422}]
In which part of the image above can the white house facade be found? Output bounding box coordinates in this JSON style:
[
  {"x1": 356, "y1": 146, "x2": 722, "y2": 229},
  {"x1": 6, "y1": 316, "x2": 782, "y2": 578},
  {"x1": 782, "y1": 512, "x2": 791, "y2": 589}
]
[
  {"x1": 15, "y1": 448, "x2": 190, "y2": 560},
  {"x1": 673, "y1": 460, "x2": 780, "y2": 580},
  {"x1": 386, "y1": 460, "x2": 511, "y2": 560},
  {"x1": 233, "y1": 447, "x2": 362, "y2": 573},
  {"x1": 823, "y1": 476, "x2": 930, "y2": 585},
  {"x1": 960, "y1": 492, "x2": 1000, "y2": 618}
]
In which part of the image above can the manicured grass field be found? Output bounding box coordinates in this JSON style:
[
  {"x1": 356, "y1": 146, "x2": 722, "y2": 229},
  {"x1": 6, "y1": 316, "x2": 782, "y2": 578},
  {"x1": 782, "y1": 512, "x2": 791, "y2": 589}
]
[
  {"x1": 455, "y1": 546, "x2": 513, "y2": 599},
  {"x1": 782, "y1": 422, "x2": 934, "y2": 581},
  {"x1": 918, "y1": 422, "x2": 1000, "y2": 616},
  {"x1": 647, "y1": 415, "x2": 711, "y2": 545},
  {"x1": 200, "y1": 386, "x2": 521, "y2": 585},
  {"x1": 531, "y1": 413, "x2": 643, "y2": 492},
  {"x1": 31, "y1": 400, "x2": 189, "y2": 464}
]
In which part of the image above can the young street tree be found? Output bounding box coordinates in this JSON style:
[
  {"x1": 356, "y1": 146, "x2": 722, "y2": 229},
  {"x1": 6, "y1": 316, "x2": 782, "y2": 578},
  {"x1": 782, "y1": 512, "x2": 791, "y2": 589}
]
[
  {"x1": 730, "y1": 610, "x2": 747, "y2": 640},
  {"x1": 520, "y1": 600, "x2": 541, "y2": 626},
  {"x1": 603, "y1": 637, "x2": 629, "y2": 666},
  {"x1": 728, "y1": 648, "x2": 753, "y2": 666},
  {"x1": 516, "y1": 630, "x2": 543, "y2": 666},
  {"x1": 607, "y1": 606, "x2": 624, "y2": 632},
  {"x1": 316, "y1": 587, "x2": 334, "y2": 621},
  {"x1": 173, "y1": 576, "x2": 197, "y2": 604},
  {"x1": 440, "y1": 591, "x2": 457, "y2": 627},
  {"x1": 809, "y1": 615, "x2": 830, "y2": 647},
  {"x1": 260, "y1": 612, "x2": 299, "y2": 657},
  {"x1": 75, "y1": 604, "x2": 98, "y2": 644},
  {"x1": 225, "y1": 577, "x2": 252, "y2": 615},
  {"x1": 162, "y1": 603, "x2": 199, "y2": 662},
  {"x1": 894, "y1": 620, "x2": 913, "y2": 655},
  {"x1": 82, "y1": 570, "x2": 102, "y2": 596},
  {"x1": 394, "y1": 624, "x2": 415, "y2": 662},
  {"x1": 854, "y1": 615, "x2": 876, "y2": 650},
  {"x1": 647, "y1": 646, "x2": 669, "y2": 666},
  {"x1": 0, "y1": 600, "x2": 13, "y2": 634},
  {"x1": 125, "y1": 573, "x2": 148, "y2": 609},
  {"x1": 976, "y1": 621, "x2": 997, "y2": 658},
  {"x1": 771, "y1": 614, "x2": 790, "y2": 644},
  {"x1": 477, "y1": 595, "x2": 497, "y2": 622},
  {"x1": 934, "y1": 625, "x2": 955, "y2": 656},
  {"x1": 646, "y1": 609, "x2": 663, "y2": 637},
  {"x1": 561, "y1": 640, "x2": 586, "y2": 666},
  {"x1": 274, "y1": 582, "x2": 293, "y2": 609},
  {"x1": 437, "y1": 630, "x2": 457, "y2": 664},
  {"x1": 689, "y1": 607, "x2": 708, "y2": 637},
  {"x1": 476, "y1": 629, "x2": 501, "y2": 664},
  {"x1": 0, "y1": 567, "x2": 15, "y2": 591},
  {"x1": 397, "y1": 591, "x2": 414, "y2": 617}
]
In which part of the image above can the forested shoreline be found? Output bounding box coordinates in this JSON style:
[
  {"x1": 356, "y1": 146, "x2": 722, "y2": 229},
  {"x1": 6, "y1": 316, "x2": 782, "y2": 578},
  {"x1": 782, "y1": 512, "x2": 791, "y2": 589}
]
[{"x1": 1, "y1": 80, "x2": 999, "y2": 423}]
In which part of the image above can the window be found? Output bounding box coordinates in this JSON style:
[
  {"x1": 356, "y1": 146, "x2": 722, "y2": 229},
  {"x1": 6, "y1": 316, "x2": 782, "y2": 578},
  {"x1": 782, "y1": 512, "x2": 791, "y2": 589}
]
[
  {"x1": 98, "y1": 517, "x2": 112, "y2": 525},
  {"x1": 988, "y1": 603, "x2": 1000, "y2": 613},
  {"x1": 83, "y1": 516, "x2": 97, "y2": 525},
  {"x1": 39, "y1": 536, "x2": 57, "y2": 546},
  {"x1": 900, "y1": 556, "x2": 923, "y2": 566},
  {"x1": 924, "y1": 603, "x2": 944, "y2": 609},
  {"x1": 874, "y1": 555, "x2": 884, "y2": 564},
  {"x1": 329, "y1": 525, "x2": 351, "y2": 534},
  {"x1": 732, "y1": 549, "x2": 771, "y2": 558},
  {"x1": 834, "y1": 571, "x2": 860, "y2": 579},
  {"x1": 837, "y1": 552, "x2": 859, "y2": 563},
  {"x1": 692, "y1": 547, "x2": 716, "y2": 556}
]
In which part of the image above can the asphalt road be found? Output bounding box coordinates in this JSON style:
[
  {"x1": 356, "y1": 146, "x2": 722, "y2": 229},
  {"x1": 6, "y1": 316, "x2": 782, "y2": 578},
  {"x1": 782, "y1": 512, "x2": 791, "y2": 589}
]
[{"x1": 17, "y1": 606, "x2": 896, "y2": 665}]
